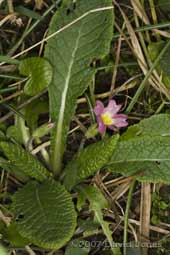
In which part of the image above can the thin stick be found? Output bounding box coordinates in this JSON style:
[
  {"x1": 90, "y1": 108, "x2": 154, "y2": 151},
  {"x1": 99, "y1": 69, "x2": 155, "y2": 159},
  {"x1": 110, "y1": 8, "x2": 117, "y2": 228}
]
[
  {"x1": 120, "y1": 217, "x2": 170, "y2": 235},
  {"x1": 110, "y1": 35, "x2": 122, "y2": 96},
  {"x1": 0, "y1": 0, "x2": 5, "y2": 5},
  {"x1": 0, "y1": 210, "x2": 11, "y2": 226},
  {"x1": 0, "y1": 13, "x2": 17, "y2": 27},
  {"x1": 0, "y1": 91, "x2": 23, "y2": 104},
  {"x1": 123, "y1": 178, "x2": 136, "y2": 255},
  {"x1": 140, "y1": 183, "x2": 151, "y2": 255},
  {"x1": 25, "y1": 246, "x2": 36, "y2": 255},
  {"x1": 7, "y1": 0, "x2": 14, "y2": 13},
  {"x1": 112, "y1": 20, "x2": 170, "y2": 39}
]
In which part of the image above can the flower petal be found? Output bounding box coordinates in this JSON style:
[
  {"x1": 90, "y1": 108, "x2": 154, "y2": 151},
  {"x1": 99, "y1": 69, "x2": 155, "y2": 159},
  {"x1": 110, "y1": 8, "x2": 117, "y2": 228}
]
[
  {"x1": 104, "y1": 100, "x2": 122, "y2": 115},
  {"x1": 113, "y1": 114, "x2": 128, "y2": 127},
  {"x1": 94, "y1": 100, "x2": 104, "y2": 116},
  {"x1": 114, "y1": 114, "x2": 128, "y2": 120},
  {"x1": 97, "y1": 117, "x2": 106, "y2": 134}
]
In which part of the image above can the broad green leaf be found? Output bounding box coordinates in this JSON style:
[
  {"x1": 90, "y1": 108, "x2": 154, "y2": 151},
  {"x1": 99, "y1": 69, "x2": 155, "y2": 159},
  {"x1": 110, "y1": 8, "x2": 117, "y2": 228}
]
[
  {"x1": 64, "y1": 135, "x2": 119, "y2": 191},
  {"x1": 0, "y1": 141, "x2": 49, "y2": 181},
  {"x1": 45, "y1": 0, "x2": 114, "y2": 173},
  {"x1": 0, "y1": 245, "x2": 8, "y2": 255},
  {"x1": 11, "y1": 180, "x2": 77, "y2": 249},
  {"x1": 112, "y1": 114, "x2": 170, "y2": 182},
  {"x1": 19, "y1": 57, "x2": 53, "y2": 96},
  {"x1": 6, "y1": 126, "x2": 23, "y2": 143},
  {"x1": 0, "y1": 156, "x2": 29, "y2": 182},
  {"x1": 121, "y1": 114, "x2": 170, "y2": 140},
  {"x1": 65, "y1": 240, "x2": 90, "y2": 255},
  {"x1": 78, "y1": 186, "x2": 121, "y2": 255},
  {"x1": 107, "y1": 136, "x2": 170, "y2": 183},
  {"x1": 0, "y1": 156, "x2": 15, "y2": 171}
]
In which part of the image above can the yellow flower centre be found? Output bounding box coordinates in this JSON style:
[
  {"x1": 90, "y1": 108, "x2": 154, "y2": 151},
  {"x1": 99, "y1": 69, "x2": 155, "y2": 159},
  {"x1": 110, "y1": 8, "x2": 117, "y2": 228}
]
[{"x1": 101, "y1": 113, "x2": 113, "y2": 125}]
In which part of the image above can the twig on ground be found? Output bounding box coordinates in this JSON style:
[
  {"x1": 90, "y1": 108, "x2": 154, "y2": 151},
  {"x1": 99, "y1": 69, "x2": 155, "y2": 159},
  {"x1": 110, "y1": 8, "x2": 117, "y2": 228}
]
[
  {"x1": 25, "y1": 246, "x2": 36, "y2": 255},
  {"x1": 140, "y1": 183, "x2": 151, "y2": 255}
]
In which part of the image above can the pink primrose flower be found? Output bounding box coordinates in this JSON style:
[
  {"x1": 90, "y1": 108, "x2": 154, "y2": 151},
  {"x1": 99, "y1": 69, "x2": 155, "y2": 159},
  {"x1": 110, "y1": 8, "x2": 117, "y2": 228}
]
[{"x1": 94, "y1": 100, "x2": 128, "y2": 134}]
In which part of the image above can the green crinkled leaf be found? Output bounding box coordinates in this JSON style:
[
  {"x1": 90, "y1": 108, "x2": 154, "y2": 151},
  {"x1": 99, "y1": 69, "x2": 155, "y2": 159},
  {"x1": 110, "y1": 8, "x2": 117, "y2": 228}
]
[
  {"x1": 0, "y1": 142, "x2": 49, "y2": 181},
  {"x1": 107, "y1": 136, "x2": 170, "y2": 183},
  {"x1": 0, "y1": 245, "x2": 8, "y2": 255},
  {"x1": 0, "y1": 156, "x2": 28, "y2": 182},
  {"x1": 121, "y1": 114, "x2": 170, "y2": 140},
  {"x1": 6, "y1": 126, "x2": 23, "y2": 144},
  {"x1": 0, "y1": 157, "x2": 12, "y2": 170},
  {"x1": 64, "y1": 135, "x2": 119, "y2": 191},
  {"x1": 110, "y1": 114, "x2": 170, "y2": 182},
  {"x1": 45, "y1": 0, "x2": 114, "y2": 172},
  {"x1": 11, "y1": 180, "x2": 77, "y2": 249},
  {"x1": 19, "y1": 57, "x2": 53, "y2": 96},
  {"x1": 78, "y1": 186, "x2": 120, "y2": 255}
]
